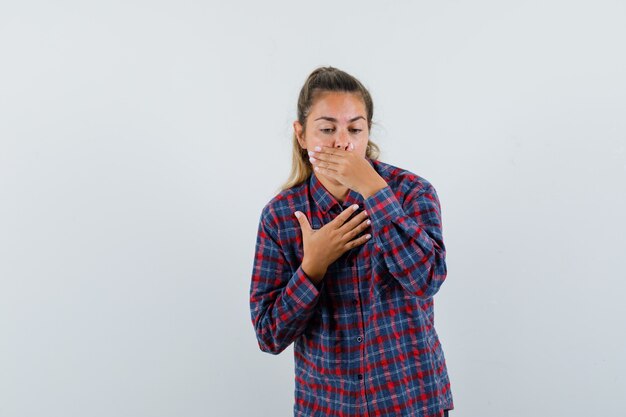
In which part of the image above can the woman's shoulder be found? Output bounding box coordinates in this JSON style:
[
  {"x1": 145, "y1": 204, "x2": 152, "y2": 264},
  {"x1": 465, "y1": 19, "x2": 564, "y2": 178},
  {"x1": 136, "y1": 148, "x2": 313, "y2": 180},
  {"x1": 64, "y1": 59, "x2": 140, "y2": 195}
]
[{"x1": 258, "y1": 180, "x2": 308, "y2": 228}]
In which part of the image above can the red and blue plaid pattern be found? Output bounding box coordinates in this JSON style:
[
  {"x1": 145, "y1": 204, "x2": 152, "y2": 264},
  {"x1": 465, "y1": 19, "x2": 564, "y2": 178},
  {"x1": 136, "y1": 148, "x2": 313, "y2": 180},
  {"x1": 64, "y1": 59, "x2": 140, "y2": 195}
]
[{"x1": 250, "y1": 157, "x2": 453, "y2": 417}]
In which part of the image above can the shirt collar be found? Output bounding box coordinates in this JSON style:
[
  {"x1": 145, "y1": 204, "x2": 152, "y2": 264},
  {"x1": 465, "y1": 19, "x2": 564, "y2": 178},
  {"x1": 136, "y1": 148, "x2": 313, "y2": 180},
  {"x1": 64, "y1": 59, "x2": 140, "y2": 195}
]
[{"x1": 308, "y1": 157, "x2": 375, "y2": 214}]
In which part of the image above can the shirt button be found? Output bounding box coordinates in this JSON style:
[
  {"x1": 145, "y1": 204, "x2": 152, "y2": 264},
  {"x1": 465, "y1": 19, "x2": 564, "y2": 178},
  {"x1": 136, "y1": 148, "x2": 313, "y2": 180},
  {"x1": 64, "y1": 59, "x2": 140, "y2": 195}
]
[
  {"x1": 356, "y1": 336, "x2": 363, "y2": 343},
  {"x1": 358, "y1": 374, "x2": 363, "y2": 380}
]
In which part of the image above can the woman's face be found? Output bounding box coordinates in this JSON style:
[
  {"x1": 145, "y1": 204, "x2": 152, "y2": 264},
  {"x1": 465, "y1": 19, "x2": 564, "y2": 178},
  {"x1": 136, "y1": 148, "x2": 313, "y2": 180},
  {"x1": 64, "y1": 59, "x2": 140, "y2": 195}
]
[{"x1": 294, "y1": 91, "x2": 369, "y2": 159}]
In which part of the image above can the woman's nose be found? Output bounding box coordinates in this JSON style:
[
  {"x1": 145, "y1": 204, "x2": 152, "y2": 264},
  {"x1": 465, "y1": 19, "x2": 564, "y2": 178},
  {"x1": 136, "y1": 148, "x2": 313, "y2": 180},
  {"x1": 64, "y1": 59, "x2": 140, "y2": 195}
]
[{"x1": 335, "y1": 132, "x2": 350, "y2": 151}]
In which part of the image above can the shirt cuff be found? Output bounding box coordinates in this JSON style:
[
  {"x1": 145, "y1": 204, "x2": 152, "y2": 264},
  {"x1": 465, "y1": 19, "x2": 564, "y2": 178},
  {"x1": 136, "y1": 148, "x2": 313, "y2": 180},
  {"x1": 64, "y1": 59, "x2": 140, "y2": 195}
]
[{"x1": 284, "y1": 265, "x2": 323, "y2": 310}]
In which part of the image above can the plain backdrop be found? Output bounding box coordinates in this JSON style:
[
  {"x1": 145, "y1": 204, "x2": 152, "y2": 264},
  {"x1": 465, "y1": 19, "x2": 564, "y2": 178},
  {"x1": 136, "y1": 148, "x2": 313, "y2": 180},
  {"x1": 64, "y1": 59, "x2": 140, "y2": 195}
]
[{"x1": 1, "y1": 1, "x2": 625, "y2": 416}]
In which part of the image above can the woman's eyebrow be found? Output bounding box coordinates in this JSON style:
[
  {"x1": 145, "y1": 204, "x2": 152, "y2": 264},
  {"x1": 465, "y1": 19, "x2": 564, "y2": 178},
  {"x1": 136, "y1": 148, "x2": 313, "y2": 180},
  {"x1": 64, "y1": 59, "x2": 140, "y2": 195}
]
[{"x1": 313, "y1": 116, "x2": 366, "y2": 122}]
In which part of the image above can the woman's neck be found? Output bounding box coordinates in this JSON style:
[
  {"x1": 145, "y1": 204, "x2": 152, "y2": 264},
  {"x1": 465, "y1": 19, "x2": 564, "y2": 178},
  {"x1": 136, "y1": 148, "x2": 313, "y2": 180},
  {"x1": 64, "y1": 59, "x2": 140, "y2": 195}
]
[{"x1": 315, "y1": 173, "x2": 349, "y2": 204}]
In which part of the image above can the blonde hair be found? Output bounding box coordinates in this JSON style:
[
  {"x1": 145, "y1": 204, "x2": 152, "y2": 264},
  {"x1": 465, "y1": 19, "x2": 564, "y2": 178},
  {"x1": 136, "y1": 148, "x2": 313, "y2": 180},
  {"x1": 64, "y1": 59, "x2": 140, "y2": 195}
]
[{"x1": 279, "y1": 66, "x2": 381, "y2": 192}]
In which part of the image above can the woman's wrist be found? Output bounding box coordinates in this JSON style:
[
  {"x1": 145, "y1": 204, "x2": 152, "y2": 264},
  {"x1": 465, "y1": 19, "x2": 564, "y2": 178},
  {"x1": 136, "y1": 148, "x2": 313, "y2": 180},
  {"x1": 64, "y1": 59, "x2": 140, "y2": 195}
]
[
  {"x1": 301, "y1": 259, "x2": 327, "y2": 286},
  {"x1": 360, "y1": 177, "x2": 388, "y2": 199}
]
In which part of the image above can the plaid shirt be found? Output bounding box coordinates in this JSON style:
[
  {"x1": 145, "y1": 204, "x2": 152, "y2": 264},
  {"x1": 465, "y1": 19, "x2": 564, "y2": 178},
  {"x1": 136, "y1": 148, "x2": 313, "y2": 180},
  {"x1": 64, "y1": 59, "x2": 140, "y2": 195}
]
[{"x1": 250, "y1": 157, "x2": 453, "y2": 417}]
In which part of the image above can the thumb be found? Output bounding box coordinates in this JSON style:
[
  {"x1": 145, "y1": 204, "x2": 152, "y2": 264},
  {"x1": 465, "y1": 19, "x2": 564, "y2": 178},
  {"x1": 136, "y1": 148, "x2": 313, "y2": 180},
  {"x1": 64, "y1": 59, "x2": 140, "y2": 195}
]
[{"x1": 294, "y1": 211, "x2": 312, "y2": 234}]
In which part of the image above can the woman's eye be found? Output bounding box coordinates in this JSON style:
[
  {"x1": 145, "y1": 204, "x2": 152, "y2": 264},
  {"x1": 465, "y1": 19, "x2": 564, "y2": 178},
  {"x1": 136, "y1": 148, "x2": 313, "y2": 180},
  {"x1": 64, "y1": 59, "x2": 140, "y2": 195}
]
[{"x1": 319, "y1": 128, "x2": 362, "y2": 134}]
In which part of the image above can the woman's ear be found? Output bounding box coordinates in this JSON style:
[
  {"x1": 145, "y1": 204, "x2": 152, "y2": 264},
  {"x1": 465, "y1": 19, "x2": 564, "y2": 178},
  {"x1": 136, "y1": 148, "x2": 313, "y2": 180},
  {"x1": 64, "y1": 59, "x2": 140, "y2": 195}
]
[{"x1": 293, "y1": 121, "x2": 306, "y2": 149}]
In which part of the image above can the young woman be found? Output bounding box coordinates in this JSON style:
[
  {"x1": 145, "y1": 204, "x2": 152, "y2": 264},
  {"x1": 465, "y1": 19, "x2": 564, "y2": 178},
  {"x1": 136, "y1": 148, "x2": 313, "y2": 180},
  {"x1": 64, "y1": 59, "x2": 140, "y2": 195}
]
[{"x1": 250, "y1": 66, "x2": 453, "y2": 417}]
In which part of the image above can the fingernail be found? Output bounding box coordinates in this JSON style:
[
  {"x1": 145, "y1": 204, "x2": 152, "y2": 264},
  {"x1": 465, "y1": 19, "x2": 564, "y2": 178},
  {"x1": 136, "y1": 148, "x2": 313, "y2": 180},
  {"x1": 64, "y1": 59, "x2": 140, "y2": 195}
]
[
  {"x1": 365, "y1": 234, "x2": 371, "y2": 239},
  {"x1": 294, "y1": 212, "x2": 300, "y2": 218},
  {"x1": 366, "y1": 219, "x2": 371, "y2": 225},
  {"x1": 352, "y1": 204, "x2": 359, "y2": 211},
  {"x1": 314, "y1": 146, "x2": 321, "y2": 151}
]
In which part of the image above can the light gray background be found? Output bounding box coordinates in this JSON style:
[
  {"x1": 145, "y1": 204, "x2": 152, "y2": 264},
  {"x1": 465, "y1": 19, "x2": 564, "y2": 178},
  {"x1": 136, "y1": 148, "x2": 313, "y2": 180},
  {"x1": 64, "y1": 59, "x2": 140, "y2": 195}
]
[{"x1": 1, "y1": 1, "x2": 625, "y2": 416}]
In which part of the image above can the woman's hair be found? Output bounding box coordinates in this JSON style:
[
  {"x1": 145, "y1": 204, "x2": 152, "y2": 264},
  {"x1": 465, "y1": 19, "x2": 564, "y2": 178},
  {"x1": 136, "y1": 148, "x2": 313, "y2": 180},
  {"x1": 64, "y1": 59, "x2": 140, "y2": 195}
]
[{"x1": 279, "y1": 66, "x2": 381, "y2": 191}]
